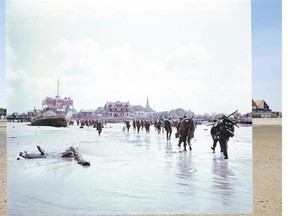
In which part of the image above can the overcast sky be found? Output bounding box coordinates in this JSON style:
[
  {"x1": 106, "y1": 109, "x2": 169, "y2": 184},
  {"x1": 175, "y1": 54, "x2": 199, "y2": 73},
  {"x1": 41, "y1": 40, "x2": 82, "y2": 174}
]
[{"x1": 6, "y1": 0, "x2": 252, "y2": 115}]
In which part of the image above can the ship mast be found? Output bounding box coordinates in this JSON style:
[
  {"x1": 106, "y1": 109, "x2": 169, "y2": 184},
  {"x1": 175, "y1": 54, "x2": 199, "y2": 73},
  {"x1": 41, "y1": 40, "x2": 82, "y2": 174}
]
[{"x1": 56, "y1": 79, "x2": 61, "y2": 98}]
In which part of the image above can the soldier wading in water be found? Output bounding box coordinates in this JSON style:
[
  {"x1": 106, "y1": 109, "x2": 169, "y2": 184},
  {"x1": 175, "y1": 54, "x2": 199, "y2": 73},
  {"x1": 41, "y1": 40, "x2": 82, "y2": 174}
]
[
  {"x1": 175, "y1": 115, "x2": 196, "y2": 151},
  {"x1": 210, "y1": 111, "x2": 238, "y2": 159},
  {"x1": 210, "y1": 120, "x2": 221, "y2": 153}
]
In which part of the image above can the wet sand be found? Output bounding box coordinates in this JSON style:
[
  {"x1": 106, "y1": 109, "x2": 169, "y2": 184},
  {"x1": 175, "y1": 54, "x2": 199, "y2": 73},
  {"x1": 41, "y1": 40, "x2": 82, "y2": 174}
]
[
  {"x1": 0, "y1": 118, "x2": 282, "y2": 216},
  {"x1": 0, "y1": 121, "x2": 7, "y2": 216}
]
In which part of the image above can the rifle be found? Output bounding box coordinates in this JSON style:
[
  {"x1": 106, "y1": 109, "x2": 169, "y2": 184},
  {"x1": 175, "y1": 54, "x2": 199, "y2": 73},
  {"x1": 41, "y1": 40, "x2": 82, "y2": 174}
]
[
  {"x1": 207, "y1": 123, "x2": 215, "y2": 126},
  {"x1": 226, "y1": 110, "x2": 238, "y2": 118},
  {"x1": 223, "y1": 110, "x2": 239, "y2": 128}
]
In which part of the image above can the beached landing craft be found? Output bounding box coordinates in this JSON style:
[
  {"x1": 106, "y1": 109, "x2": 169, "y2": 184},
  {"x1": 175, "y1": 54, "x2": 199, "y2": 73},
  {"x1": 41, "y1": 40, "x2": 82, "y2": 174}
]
[{"x1": 31, "y1": 80, "x2": 73, "y2": 127}]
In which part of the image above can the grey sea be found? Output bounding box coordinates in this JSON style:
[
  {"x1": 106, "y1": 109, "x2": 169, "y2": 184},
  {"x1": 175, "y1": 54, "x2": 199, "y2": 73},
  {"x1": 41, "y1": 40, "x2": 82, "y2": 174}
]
[{"x1": 7, "y1": 122, "x2": 252, "y2": 215}]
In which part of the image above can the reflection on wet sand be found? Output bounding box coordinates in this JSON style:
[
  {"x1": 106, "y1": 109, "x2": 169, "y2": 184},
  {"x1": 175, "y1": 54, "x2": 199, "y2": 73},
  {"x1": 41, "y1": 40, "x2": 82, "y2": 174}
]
[
  {"x1": 7, "y1": 122, "x2": 252, "y2": 215},
  {"x1": 212, "y1": 156, "x2": 235, "y2": 207}
]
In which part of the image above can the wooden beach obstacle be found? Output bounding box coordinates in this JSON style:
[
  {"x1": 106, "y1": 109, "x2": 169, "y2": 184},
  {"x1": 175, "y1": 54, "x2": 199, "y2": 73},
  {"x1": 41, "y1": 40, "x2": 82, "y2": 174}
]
[
  {"x1": 19, "y1": 146, "x2": 47, "y2": 159},
  {"x1": 69, "y1": 146, "x2": 91, "y2": 166},
  {"x1": 18, "y1": 146, "x2": 90, "y2": 167}
]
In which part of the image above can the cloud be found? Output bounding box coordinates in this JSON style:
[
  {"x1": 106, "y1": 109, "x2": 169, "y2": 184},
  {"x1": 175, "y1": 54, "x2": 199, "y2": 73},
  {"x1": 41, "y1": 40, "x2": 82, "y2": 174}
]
[
  {"x1": 166, "y1": 44, "x2": 210, "y2": 72},
  {"x1": 54, "y1": 39, "x2": 134, "y2": 77},
  {"x1": 6, "y1": 0, "x2": 252, "y2": 114},
  {"x1": 7, "y1": 0, "x2": 230, "y2": 19}
]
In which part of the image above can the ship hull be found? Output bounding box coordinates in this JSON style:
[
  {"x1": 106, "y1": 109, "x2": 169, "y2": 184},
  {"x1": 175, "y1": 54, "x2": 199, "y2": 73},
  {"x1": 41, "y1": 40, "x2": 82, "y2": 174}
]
[
  {"x1": 31, "y1": 117, "x2": 68, "y2": 127},
  {"x1": 31, "y1": 109, "x2": 72, "y2": 127}
]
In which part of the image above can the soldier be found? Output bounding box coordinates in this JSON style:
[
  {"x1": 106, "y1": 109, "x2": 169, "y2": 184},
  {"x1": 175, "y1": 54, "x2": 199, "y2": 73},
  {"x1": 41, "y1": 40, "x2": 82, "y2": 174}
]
[
  {"x1": 175, "y1": 117, "x2": 183, "y2": 147},
  {"x1": 144, "y1": 120, "x2": 151, "y2": 133},
  {"x1": 125, "y1": 121, "x2": 131, "y2": 132},
  {"x1": 163, "y1": 118, "x2": 173, "y2": 140},
  {"x1": 218, "y1": 116, "x2": 236, "y2": 159},
  {"x1": 136, "y1": 120, "x2": 141, "y2": 133},
  {"x1": 177, "y1": 115, "x2": 196, "y2": 151},
  {"x1": 96, "y1": 121, "x2": 104, "y2": 135},
  {"x1": 155, "y1": 120, "x2": 162, "y2": 134},
  {"x1": 210, "y1": 120, "x2": 222, "y2": 153},
  {"x1": 132, "y1": 120, "x2": 136, "y2": 130}
]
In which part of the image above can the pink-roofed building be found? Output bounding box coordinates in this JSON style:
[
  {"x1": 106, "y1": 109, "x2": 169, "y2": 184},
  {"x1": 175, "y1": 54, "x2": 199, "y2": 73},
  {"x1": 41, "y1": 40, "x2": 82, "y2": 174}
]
[{"x1": 103, "y1": 101, "x2": 133, "y2": 119}]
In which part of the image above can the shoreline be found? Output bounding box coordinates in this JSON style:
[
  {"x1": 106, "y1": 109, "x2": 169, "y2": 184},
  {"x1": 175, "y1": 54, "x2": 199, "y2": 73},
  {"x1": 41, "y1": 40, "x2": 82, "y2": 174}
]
[
  {"x1": 0, "y1": 118, "x2": 282, "y2": 216},
  {"x1": 253, "y1": 117, "x2": 282, "y2": 125}
]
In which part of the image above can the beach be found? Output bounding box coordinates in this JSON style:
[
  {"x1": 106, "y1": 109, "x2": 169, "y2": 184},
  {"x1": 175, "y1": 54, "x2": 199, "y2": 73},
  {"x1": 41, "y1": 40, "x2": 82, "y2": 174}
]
[
  {"x1": 0, "y1": 121, "x2": 7, "y2": 216},
  {"x1": 0, "y1": 118, "x2": 282, "y2": 216}
]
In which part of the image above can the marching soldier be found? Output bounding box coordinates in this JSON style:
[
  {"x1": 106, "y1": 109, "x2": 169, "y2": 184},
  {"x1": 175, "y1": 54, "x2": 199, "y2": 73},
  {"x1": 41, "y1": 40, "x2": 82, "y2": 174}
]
[
  {"x1": 210, "y1": 120, "x2": 222, "y2": 153},
  {"x1": 218, "y1": 116, "x2": 235, "y2": 159}
]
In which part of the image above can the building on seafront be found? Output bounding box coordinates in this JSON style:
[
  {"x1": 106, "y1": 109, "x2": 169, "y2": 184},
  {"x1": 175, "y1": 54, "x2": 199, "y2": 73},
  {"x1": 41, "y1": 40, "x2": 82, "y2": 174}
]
[
  {"x1": 101, "y1": 98, "x2": 158, "y2": 121},
  {"x1": 0, "y1": 108, "x2": 6, "y2": 120},
  {"x1": 133, "y1": 111, "x2": 158, "y2": 120},
  {"x1": 252, "y1": 99, "x2": 281, "y2": 118},
  {"x1": 132, "y1": 97, "x2": 157, "y2": 120},
  {"x1": 74, "y1": 97, "x2": 158, "y2": 122},
  {"x1": 76, "y1": 109, "x2": 97, "y2": 120},
  {"x1": 102, "y1": 101, "x2": 134, "y2": 121}
]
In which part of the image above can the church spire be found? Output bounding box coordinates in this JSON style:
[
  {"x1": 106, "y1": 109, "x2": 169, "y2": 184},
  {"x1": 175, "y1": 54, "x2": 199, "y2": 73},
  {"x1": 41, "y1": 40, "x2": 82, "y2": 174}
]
[
  {"x1": 145, "y1": 96, "x2": 150, "y2": 110},
  {"x1": 145, "y1": 96, "x2": 154, "y2": 112}
]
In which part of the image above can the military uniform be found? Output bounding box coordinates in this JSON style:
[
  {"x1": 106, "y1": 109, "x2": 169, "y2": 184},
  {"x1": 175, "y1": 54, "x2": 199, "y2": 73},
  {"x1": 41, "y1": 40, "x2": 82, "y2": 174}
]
[{"x1": 218, "y1": 119, "x2": 235, "y2": 159}]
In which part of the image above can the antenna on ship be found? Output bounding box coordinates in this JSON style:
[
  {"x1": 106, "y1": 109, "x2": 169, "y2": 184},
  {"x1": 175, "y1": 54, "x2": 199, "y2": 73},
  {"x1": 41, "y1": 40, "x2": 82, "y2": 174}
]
[{"x1": 56, "y1": 79, "x2": 61, "y2": 98}]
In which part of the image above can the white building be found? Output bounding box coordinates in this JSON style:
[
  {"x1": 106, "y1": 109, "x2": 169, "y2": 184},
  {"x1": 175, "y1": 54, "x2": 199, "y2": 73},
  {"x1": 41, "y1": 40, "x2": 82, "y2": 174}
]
[
  {"x1": 103, "y1": 101, "x2": 133, "y2": 120},
  {"x1": 252, "y1": 99, "x2": 277, "y2": 118}
]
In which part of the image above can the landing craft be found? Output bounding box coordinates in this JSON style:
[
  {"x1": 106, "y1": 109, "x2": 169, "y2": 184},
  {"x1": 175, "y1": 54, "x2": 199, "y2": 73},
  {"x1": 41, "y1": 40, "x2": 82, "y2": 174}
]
[{"x1": 31, "y1": 80, "x2": 73, "y2": 127}]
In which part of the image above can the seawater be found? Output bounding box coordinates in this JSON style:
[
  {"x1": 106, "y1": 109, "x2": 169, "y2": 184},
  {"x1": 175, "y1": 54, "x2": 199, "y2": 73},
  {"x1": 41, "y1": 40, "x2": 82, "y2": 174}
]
[{"x1": 7, "y1": 122, "x2": 252, "y2": 215}]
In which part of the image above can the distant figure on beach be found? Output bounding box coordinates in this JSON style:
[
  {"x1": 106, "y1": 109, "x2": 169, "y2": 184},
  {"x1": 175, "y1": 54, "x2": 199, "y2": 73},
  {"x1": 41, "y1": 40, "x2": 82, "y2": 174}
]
[
  {"x1": 96, "y1": 121, "x2": 104, "y2": 135},
  {"x1": 125, "y1": 121, "x2": 131, "y2": 132},
  {"x1": 80, "y1": 120, "x2": 85, "y2": 128},
  {"x1": 144, "y1": 120, "x2": 151, "y2": 133},
  {"x1": 155, "y1": 120, "x2": 162, "y2": 134},
  {"x1": 136, "y1": 120, "x2": 141, "y2": 133},
  {"x1": 132, "y1": 120, "x2": 136, "y2": 130},
  {"x1": 163, "y1": 118, "x2": 172, "y2": 140},
  {"x1": 175, "y1": 117, "x2": 183, "y2": 146}
]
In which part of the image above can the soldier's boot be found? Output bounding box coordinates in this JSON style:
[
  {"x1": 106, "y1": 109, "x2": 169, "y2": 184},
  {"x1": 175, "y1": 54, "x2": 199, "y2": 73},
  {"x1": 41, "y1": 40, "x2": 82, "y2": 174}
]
[
  {"x1": 223, "y1": 150, "x2": 228, "y2": 159},
  {"x1": 183, "y1": 143, "x2": 187, "y2": 151},
  {"x1": 177, "y1": 140, "x2": 181, "y2": 147},
  {"x1": 211, "y1": 146, "x2": 215, "y2": 153}
]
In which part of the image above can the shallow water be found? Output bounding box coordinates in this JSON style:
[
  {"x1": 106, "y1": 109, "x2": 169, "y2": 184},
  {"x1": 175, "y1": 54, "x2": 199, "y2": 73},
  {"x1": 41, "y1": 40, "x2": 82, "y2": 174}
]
[{"x1": 7, "y1": 122, "x2": 252, "y2": 215}]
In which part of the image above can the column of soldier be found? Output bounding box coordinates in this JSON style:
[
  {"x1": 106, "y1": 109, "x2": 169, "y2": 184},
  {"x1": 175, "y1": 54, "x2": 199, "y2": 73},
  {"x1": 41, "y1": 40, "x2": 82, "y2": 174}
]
[{"x1": 123, "y1": 110, "x2": 238, "y2": 160}]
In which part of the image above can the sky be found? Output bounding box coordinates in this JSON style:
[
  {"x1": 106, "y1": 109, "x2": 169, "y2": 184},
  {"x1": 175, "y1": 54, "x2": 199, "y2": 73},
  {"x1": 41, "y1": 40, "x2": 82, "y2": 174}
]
[
  {"x1": 252, "y1": 0, "x2": 282, "y2": 112},
  {"x1": 6, "y1": 0, "x2": 252, "y2": 114}
]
